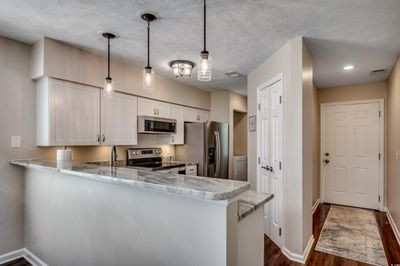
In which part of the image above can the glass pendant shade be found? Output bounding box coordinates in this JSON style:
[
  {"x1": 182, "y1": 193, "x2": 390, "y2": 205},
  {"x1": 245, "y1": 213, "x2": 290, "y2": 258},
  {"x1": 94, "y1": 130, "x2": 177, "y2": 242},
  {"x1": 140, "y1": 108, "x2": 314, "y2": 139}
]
[
  {"x1": 143, "y1": 67, "x2": 155, "y2": 91},
  {"x1": 104, "y1": 77, "x2": 113, "y2": 95},
  {"x1": 197, "y1": 51, "x2": 211, "y2": 81}
]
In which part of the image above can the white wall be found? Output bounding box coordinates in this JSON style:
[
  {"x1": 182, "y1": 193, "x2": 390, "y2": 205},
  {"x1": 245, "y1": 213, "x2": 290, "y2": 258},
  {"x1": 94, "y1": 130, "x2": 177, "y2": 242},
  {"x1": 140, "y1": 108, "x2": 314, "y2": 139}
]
[{"x1": 247, "y1": 37, "x2": 313, "y2": 258}]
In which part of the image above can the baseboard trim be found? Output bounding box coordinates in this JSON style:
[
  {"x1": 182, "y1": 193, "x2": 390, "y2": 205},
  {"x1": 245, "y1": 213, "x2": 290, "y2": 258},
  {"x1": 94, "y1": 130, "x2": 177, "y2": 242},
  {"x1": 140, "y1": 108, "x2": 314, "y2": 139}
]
[
  {"x1": 385, "y1": 207, "x2": 400, "y2": 246},
  {"x1": 312, "y1": 199, "x2": 320, "y2": 214},
  {"x1": 0, "y1": 248, "x2": 47, "y2": 266},
  {"x1": 282, "y1": 235, "x2": 314, "y2": 264}
]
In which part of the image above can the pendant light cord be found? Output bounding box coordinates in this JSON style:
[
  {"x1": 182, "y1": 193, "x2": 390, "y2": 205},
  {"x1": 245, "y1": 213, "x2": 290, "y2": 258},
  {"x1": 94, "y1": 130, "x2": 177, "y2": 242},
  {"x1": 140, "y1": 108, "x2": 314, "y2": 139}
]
[
  {"x1": 147, "y1": 21, "x2": 150, "y2": 67},
  {"x1": 203, "y1": 0, "x2": 206, "y2": 51},
  {"x1": 107, "y1": 36, "x2": 111, "y2": 78}
]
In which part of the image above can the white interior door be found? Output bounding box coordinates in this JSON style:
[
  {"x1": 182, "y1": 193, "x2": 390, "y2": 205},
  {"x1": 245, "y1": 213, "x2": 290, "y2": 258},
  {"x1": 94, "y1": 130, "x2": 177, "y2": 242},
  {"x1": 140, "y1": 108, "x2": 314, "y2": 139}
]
[
  {"x1": 322, "y1": 101, "x2": 382, "y2": 210},
  {"x1": 257, "y1": 77, "x2": 283, "y2": 248}
]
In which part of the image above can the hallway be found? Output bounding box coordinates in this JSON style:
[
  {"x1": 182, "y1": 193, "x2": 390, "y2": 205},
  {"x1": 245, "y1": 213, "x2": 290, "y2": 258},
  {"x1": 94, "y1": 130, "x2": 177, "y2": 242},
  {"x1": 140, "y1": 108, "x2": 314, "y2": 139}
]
[{"x1": 264, "y1": 203, "x2": 400, "y2": 265}]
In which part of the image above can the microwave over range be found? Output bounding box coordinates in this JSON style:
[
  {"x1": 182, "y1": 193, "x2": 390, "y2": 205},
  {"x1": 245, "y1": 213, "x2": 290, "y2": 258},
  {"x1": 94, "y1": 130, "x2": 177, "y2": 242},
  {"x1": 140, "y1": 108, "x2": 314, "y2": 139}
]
[{"x1": 138, "y1": 116, "x2": 177, "y2": 134}]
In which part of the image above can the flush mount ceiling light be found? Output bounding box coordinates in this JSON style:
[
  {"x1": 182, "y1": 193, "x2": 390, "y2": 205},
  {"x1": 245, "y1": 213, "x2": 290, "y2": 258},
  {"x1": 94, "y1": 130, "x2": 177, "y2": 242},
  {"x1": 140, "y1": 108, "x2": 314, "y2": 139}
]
[
  {"x1": 169, "y1": 60, "x2": 196, "y2": 77},
  {"x1": 224, "y1": 71, "x2": 242, "y2": 78},
  {"x1": 102, "y1": 32, "x2": 117, "y2": 96},
  {"x1": 141, "y1": 12, "x2": 157, "y2": 91},
  {"x1": 197, "y1": 0, "x2": 211, "y2": 82},
  {"x1": 343, "y1": 65, "x2": 355, "y2": 70}
]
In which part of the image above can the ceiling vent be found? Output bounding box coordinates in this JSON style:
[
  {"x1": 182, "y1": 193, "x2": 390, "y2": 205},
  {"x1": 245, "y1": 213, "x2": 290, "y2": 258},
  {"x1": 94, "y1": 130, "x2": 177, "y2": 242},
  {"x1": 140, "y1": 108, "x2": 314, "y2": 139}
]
[
  {"x1": 224, "y1": 71, "x2": 242, "y2": 78},
  {"x1": 369, "y1": 68, "x2": 387, "y2": 76}
]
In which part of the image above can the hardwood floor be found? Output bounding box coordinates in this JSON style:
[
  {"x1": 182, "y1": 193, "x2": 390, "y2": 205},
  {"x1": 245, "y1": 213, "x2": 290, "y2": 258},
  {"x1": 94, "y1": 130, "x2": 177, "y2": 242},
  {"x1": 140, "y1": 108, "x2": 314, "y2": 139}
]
[{"x1": 265, "y1": 203, "x2": 400, "y2": 265}]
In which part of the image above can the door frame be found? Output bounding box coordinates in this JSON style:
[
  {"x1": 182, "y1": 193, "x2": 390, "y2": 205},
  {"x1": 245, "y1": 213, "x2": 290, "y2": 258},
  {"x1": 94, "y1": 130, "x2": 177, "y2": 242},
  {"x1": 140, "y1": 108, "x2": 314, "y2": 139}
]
[
  {"x1": 256, "y1": 73, "x2": 284, "y2": 247},
  {"x1": 320, "y1": 99, "x2": 385, "y2": 211}
]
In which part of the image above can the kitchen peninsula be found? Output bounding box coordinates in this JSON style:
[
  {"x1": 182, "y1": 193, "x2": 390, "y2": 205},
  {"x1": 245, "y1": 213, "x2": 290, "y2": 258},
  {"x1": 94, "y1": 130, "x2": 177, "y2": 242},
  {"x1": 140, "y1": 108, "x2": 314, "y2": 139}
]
[{"x1": 10, "y1": 159, "x2": 272, "y2": 266}]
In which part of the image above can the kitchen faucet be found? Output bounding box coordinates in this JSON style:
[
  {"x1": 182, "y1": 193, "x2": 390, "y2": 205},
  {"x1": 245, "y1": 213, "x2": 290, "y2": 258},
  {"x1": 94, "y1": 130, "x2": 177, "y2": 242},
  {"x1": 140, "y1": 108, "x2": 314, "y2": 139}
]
[{"x1": 110, "y1": 145, "x2": 117, "y2": 167}]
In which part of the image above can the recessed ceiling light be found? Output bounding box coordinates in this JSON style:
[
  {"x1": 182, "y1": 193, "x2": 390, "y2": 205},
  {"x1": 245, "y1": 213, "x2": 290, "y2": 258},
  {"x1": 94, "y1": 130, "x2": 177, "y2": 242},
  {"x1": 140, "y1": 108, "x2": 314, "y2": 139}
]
[{"x1": 343, "y1": 65, "x2": 355, "y2": 70}]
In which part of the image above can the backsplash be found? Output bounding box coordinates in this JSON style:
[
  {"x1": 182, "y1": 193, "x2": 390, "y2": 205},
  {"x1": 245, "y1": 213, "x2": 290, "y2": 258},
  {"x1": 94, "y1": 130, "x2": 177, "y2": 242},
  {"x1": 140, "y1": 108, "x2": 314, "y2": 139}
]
[{"x1": 39, "y1": 134, "x2": 175, "y2": 163}]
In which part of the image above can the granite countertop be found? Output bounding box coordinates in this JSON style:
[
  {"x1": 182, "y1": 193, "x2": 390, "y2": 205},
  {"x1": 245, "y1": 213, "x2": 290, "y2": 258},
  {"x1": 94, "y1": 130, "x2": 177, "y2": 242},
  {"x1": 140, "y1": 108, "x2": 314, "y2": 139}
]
[
  {"x1": 238, "y1": 190, "x2": 274, "y2": 221},
  {"x1": 9, "y1": 159, "x2": 250, "y2": 201}
]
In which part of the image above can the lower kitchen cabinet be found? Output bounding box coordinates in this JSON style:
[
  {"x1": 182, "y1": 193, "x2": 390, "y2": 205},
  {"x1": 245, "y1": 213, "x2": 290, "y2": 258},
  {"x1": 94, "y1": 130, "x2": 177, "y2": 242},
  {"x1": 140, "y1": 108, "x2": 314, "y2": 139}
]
[{"x1": 101, "y1": 92, "x2": 138, "y2": 145}]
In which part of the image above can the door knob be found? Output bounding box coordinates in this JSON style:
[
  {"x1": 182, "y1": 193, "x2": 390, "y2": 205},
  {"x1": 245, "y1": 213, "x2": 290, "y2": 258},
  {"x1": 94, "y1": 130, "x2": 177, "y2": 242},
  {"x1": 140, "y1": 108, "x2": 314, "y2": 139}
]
[
  {"x1": 262, "y1": 165, "x2": 270, "y2": 171},
  {"x1": 325, "y1": 153, "x2": 330, "y2": 156},
  {"x1": 324, "y1": 159, "x2": 330, "y2": 164},
  {"x1": 269, "y1": 166, "x2": 274, "y2": 172}
]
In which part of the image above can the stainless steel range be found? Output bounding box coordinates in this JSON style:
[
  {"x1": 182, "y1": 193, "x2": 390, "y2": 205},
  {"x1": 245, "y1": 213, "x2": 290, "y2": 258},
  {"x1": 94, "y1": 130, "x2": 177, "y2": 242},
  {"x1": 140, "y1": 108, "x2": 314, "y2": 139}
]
[{"x1": 126, "y1": 148, "x2": 186, "y2": 174}]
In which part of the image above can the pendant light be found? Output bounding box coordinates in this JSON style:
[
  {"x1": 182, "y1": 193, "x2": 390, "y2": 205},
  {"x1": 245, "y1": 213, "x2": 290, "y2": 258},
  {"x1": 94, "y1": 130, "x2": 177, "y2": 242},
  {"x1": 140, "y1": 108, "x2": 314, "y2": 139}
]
[
  {"x1": 198, "y1": 0, "x2": 211, "y2": 81},
  {"x1": 102, "y1": 32, "x2": 116, "y2": 95},
  {"x1": 141, "y1": 13, "x2": 157, "y2": 91}
]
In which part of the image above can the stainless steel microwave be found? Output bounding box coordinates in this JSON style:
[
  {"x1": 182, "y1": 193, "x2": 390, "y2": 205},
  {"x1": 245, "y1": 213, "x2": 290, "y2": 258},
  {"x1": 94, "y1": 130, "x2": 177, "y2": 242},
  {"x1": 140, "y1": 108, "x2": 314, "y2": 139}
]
[{"x1": 138, "y1": 116, "x2": 177, "y2": 134}]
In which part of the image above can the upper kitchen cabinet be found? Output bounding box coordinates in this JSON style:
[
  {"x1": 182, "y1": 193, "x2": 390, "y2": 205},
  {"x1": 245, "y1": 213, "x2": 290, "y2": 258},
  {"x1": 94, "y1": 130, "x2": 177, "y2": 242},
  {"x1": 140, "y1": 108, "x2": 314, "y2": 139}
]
[
  {"x1": 37, "y1": 78, "x2": 100, "y2": 146},
  {"x1": 160, "y1": 104, "x2": 184, "y2": 145},
  {"x1": 138, "y1": 97, "x2": 171, "y2": 118},
  {"x1": 101, "y1": 92, "x2": 138, "y2": 146},
  {"x1": 183, "y1": 107, "x2": 210, "y2": 123}
]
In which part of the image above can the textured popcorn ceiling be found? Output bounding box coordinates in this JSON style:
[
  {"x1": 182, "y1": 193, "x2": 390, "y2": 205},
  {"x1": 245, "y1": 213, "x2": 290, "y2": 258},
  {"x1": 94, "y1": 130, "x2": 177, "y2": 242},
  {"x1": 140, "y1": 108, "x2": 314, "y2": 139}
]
[{"x1": 0, "y1": 0, "x2": 399, "y2": 94}]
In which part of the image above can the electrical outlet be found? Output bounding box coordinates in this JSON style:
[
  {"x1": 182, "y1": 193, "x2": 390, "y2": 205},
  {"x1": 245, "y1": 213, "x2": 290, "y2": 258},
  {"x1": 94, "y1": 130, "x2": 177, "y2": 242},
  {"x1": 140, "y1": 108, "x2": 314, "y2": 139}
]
[{"x1": 11, "y1": 136, "x2": 21, "y2": 149}]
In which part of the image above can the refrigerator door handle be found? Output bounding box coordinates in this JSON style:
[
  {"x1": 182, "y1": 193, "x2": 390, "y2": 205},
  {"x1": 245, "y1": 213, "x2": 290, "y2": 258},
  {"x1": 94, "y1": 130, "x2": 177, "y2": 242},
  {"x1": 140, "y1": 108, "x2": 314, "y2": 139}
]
[{"x1": 215, "y1": 131, "x2": 221, "y2": 177}]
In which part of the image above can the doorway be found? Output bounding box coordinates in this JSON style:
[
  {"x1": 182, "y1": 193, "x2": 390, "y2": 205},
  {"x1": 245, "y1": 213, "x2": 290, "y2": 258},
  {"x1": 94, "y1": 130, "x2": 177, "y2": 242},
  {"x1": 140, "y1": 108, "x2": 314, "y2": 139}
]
[
  {"x1": 321, "y1": 100, "x2": 384, "y2": 210},
  {"x1": 257, "y1": 74, "x2": 284, "y2": 248}
]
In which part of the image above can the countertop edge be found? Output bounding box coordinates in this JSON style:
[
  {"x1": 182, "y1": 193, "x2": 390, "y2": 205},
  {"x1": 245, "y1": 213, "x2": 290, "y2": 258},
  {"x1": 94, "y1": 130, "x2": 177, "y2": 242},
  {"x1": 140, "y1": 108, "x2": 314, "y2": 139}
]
[
  {"x1": 238, "y1": 191, "x2": 274, "y2": 221},
  {"x1": 9, "y1": 160, "x2": 250, "y2": 201}
]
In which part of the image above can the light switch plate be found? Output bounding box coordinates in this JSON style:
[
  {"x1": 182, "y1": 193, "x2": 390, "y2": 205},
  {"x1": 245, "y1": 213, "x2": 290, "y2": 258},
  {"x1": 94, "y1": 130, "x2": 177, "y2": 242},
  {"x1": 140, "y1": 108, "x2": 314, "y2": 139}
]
[{"x1": 11, "y1": 136, "x2": 21, "y2": 149}]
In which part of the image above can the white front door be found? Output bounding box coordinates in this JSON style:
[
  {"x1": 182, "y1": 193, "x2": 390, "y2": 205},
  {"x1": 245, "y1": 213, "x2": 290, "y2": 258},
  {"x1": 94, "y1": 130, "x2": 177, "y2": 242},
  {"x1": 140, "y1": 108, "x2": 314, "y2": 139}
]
[
  {"x1": 257, "y1": 76, "x2": 283, "y2": 248},
  {"x1": 322, "y1": 101, "x2": 383, "y2": 210}
]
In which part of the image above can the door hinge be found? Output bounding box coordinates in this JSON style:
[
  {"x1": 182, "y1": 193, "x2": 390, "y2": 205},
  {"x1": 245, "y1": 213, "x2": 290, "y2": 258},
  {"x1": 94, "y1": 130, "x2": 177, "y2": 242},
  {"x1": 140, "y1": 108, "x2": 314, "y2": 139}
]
[
  {"x1": 279, "y1": 161, "x2": 282, "y2": 170},
  {"x1": 258, "y1": 104, "x2": 261, "y2": 110},
  {"x1": 379, "y1": 153, "x2": 381, "y2": 160},
  {"x1": 279, "y1": 96, "x2": 282, "y2": 104},
  {"x1": 378, "y1": 195, "x2": 381, "y2": 202},
  {"x1": 279, "y1": 228, "x2": 282, "y2": 236},
  {"x1": 258, "y1": 157, "x2": 260, "y2": 164}
]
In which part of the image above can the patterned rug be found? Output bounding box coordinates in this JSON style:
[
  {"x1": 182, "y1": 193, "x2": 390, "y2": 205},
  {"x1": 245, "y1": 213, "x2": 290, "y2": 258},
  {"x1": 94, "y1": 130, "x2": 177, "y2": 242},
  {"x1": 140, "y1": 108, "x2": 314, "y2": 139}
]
[{"x1": 315, "y1": 205, "x2": 387, "y2": 266}]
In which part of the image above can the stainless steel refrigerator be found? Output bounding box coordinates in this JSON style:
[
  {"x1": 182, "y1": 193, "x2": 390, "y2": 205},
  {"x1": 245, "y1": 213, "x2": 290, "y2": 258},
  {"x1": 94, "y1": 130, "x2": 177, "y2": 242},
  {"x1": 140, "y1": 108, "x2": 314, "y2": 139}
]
[{"x1": 175, "y1": 121, "x2": 229, "y2": 179}]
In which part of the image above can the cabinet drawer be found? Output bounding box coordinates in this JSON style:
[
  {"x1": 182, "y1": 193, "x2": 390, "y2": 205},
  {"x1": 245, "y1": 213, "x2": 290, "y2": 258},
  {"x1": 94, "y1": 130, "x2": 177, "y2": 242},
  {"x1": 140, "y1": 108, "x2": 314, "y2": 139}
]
[{"x1": 185, "y1": 165, "x2": 198, "y2": 176}]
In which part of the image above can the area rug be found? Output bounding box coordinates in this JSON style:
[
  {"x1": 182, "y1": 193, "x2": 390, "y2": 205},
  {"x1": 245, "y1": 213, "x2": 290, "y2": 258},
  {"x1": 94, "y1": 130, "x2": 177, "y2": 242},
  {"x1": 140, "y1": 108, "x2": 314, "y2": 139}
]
[{"x1": 315, "y1": 205, "x2": 387, "y2": 266}]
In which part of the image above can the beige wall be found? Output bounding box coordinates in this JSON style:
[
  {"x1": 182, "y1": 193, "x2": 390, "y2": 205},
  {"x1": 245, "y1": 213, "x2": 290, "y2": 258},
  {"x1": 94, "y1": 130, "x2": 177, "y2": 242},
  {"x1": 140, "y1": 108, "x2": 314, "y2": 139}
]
[
  {"x1": 32, "y1": 38, "x2": 211, "y2": 110},
  {"x1": 319, "y1": 81, "x2": 388, "y2": 206},
  {"x1": 312, "y1": 83, "x2": 320, "y2": 206},
  {"x1": 247, "y1": 37, "x2": 313, "y2": 256},
  {"x1": 210, "y1": 90, "x2": 247, "y2": 179},
  {"x1": 387, "y1": 56, "x2": 400, "y2": 231},
  {"x1": 0, "y1": 36, "x2": 42, "y2": 254},
  {"x1": 233, "y1": 111, "x2": 247, "y2": 156},
  {"x1": 302, "y1": 42, "x2": 314, "y2": 249}
]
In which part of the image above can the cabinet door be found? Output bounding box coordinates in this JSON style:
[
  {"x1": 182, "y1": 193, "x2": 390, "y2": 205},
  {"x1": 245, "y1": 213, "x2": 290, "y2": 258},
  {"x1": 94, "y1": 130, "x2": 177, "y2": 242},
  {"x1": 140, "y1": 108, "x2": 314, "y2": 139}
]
[
  {"x1": 138, "y1": 97, "x2": 156, "y2": 116},
  {"x1": 171, "y1": 105, "x2": 184, "y2": 144},
  {"x1": 183, "y1": 107, "x2": 197, "y2": 122},
  {"x1": 155, "y1": 101, "x2": 171, "y2": 118},
  {"x1": 50, "y1": 79, "x2": 100, "y2": 146},
  {"x1": 101, "y1": 93, "x2": 138, "y2": 145},
  {"x1": 198, "y1": 110, "x2": 210, "y2": 123}
]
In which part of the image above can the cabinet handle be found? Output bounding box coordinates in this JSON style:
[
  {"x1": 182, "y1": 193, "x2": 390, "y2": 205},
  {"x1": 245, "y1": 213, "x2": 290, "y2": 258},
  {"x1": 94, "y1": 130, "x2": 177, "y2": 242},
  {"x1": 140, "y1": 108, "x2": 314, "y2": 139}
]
[
  {"x1": 102, "y1": 134, "x2": 105, "y2": 142},
  {"x1": 171, "y1": 136, "x2": 174, "y2": 143},
  {"x1": 97, "y1": 134, "x2": 101, "y2": 143},
  {"x1": 154, "y1": 108, "x2": 156, "y2": 115},
  {"x1": 157, "y1": 108, "x2": 159, "y2": 115}
]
